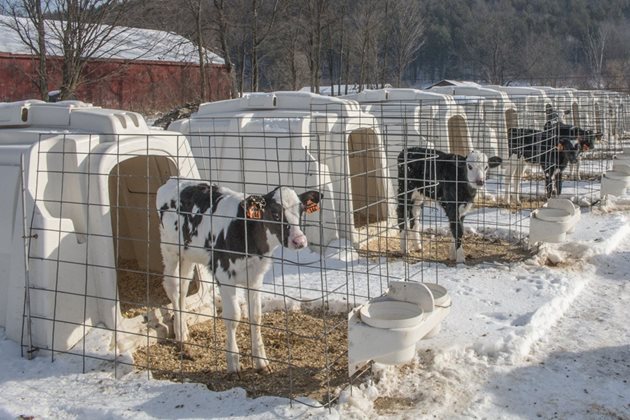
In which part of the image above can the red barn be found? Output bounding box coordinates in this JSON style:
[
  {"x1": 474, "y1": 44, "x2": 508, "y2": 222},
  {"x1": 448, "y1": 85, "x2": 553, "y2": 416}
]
[{"x1": 0, "y1": 16, "x2": 231, "y2": 113}]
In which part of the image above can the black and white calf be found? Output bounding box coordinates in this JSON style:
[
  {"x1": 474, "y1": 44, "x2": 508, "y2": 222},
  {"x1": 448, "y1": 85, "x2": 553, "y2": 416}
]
[
  {"x1": 504, "y1": 127, "x2": 582, "y2": 204},
  {"x1": 544, "y1": 120, "x2": 601, "y2": 180},
  {"x1": 157, "y1": 178, "x2": 321, "y2": 373},
  {"x1": 397, "y1": 147, "x2": 502, "y2": 263}
]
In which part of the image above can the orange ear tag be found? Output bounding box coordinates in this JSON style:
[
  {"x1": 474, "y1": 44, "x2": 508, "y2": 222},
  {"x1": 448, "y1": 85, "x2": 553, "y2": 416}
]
[
  {"x1": 247, "y1": 206, "x2": 262, "y2": 219},
  {"x1": 305, "y1": 199, "x2": 320, "y2": 214}
]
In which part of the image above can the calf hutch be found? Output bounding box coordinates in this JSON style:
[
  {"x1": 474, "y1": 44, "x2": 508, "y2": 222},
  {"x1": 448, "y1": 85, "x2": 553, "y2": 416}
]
[
  {"x1": 427, "y1": 84, "x2": 519, "y2": 160},
  {"x1": 342, "y1": 88, "x2": 474, "y2": 158},
  {"x1": 0, "y1": 100, "x2": 204, "y2": 355},
  {"x1": 169, "y1": 91, "x2": 397, "y2": 249}
]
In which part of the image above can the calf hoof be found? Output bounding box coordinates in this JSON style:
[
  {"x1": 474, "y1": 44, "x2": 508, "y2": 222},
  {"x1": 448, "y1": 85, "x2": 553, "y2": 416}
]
[
  {"x1": 399, "y1": 231, "x2": 408, "y2": 254},
  {"x1": 228, "y1": 369, "x2": 243, "y2": 380},
  {"x1": 455, "y1": 246, "x2": 466, "y2": 263},
  {"x1": 179, "y1": 348, "x2": 194, "y2": 361},
  {"x1": 254, "y1": 357, "x2": 270, "y2": 370},
  {"x1": 400, "y1": 234, "x2": 422, "y2": 253},
  {"x1": 175, "y1": 328, "x2": 189, "y2": 343},
  {"x1": 449, "y1": 245, "x2": 466, "y2": 263},
  {"x1": 256, "y1": 361, "x2": 272, "y2": 374},
  {"x1": 227, "y1": 357, "x2": 242, "y2": 375}
]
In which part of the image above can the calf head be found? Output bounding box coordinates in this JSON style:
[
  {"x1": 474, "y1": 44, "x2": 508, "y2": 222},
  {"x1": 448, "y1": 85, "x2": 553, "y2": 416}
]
[
  {"x1": 244, "y1": 187, "x2": 322, "y2": 250},
  {"x1": 578, "y1": 129, "x2": 600, "y2": 152},
  {"x1": 557, "y1": 138, "x2": 581, "y2": 164},
  {"x1": 464, "y1": 150, "x2": 503, "y2": 189}
]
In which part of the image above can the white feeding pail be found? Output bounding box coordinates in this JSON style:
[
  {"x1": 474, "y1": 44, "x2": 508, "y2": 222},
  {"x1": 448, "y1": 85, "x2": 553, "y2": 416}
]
[
  {"x1": 601, "y1": 171, "x2": 630, "y2": 197},
  {"x1": 348, "y1": 281, "x2": 451, "y2": 376},
  {"x1": 359, "y1": 301, "x2": 424, "y2": 329},
  {"x1": 529, "y1": 198, "x2": 580, "y2": 244},
  {"x1": 422, "y1": 283, "x2": 451, "y2": 338}
]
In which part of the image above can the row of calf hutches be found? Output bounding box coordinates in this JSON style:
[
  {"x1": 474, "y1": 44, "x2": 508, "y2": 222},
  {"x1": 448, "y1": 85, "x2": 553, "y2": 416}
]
[
  {"x1": 0, "y1": 100, "x2": 197, "y2": 353},
  {"x1": 168, "y1": 91, "x2": 397, "y2": 249}
]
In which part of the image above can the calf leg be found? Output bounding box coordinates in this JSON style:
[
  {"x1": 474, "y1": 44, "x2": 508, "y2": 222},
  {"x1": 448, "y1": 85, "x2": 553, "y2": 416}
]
[
  {"x1": 194, "y1": 264, "x2": 216, "y2": 313},
  {"x1": 544, "y1": 169, "x2": 554, "y2": 198},
  {"x1": 220, "y1": 283, "x2": 242, "y2": 373},
  {"x1": 503, "y1": 159, "x2": 515, "y2": 204},
  {"x1": 407, "y1": 191, "x2": 424, "y2": 252},
  {"x1": 162, "y1": 252, "x2": 194, "y2": 342},
  {"x1": 247, "y1": 284, "x2": 269, "y2": 371},
  {"x1": 504, "y1": 157, "x2": 523, "y2": 205},
  {"x1": 396, "y1": 191, "x2": 422, "y2": 254},
  {"x1": 398, "y1": 189, "x2": 415, "y2": 253},
  {"x1": 545, "y1": 168, "x2": 562, "y2": 198},
  {"x1": 446, "y1": 207, "x2": 465, "y2": 263},
  {"x1": 513, "y1": 161, "x2": 526, "y2": 205},
  {"x1": 556, "y1": 171, "x2": 563, "y2": 196}
]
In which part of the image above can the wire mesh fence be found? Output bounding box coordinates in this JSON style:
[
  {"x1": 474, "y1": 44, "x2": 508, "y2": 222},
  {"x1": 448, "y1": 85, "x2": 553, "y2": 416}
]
[{"x1": 9, "y1": 88, "x2": 630, "y2": 407}]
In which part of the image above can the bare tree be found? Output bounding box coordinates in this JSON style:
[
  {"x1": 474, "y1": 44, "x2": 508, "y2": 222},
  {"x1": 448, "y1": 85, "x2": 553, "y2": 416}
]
[
  {"x1": 45, "y1": 0, "x2": 134, "y2": 99},
  {"x1": 184, "y1": 0, "x2": 209, "y2": 100},
  {"x1": 353, "y1": 0, "x2": 385, "y2": 91},
  {"x1": 3, "y1": 0, "x2": 49, "y2": 100},
  {"x1": 390, "y1": 0, "x2": 425, "y2": 87},
  {"x1": 584, "y1": 24, "x2": 611, "y2": 89},
  {"x1": 212, "y1": 0, "x2": 239, "y2": 97},
  {"x1": 463, "y1": 3, "x2": 522, "y2": 85},
  {"x1": 249, "y1": 0, "x2": 280, "y2": 92},
  {"x1": 269, "y1": 1, "x2": 309, "y2": 90},
  {"x1": 304, "y1": 0, "x2": 328, "y2": 93}
]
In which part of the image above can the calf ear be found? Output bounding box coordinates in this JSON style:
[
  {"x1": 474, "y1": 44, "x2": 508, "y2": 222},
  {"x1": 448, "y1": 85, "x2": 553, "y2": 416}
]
[
  {"x1": 488, "y1": 156, "x2": 502, "y2": 168},
  {"x1": 299, "y1": 191, "x2": 322, "y2": 214},
  {"x1": 244, "y1": 196, "x2": 265, "y2": 219}
]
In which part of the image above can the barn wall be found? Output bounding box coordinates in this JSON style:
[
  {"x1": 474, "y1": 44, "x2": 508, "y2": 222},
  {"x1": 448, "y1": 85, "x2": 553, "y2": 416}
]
[{"x1": 0, "y1": 53, "x2": 231, "y2": 113}]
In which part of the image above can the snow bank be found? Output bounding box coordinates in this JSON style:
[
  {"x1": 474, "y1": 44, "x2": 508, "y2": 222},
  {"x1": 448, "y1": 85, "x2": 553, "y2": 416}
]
[{"x1": 0, "y1": 210, "x2": 627, "y2": 419}]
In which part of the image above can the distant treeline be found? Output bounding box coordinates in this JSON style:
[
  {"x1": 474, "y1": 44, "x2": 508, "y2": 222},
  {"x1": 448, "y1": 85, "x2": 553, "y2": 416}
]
[{"x1": 128, "y1": 0, "x2": 627, "y2": 94}]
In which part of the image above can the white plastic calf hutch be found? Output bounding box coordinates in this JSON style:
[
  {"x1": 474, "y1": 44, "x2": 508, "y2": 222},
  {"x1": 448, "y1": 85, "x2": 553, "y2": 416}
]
[
  {"x1": 428, "y1": 85, "x2": 518, "y2": 160},
  {"x1": 0, "y1": 100, "x2": 202, "y2": 355},
  {"x1": 168, "y1": 91, "x2": 396, "y2": 248},
  {"x1": 342, "y1": 88, "x2": 473, "y2": 158},
  {"x1": 486, "y1": 86, "x2": 553, "y2": 130},
  {"x1": 536, "y1": 87, "x2": 580, "y2": 125}
]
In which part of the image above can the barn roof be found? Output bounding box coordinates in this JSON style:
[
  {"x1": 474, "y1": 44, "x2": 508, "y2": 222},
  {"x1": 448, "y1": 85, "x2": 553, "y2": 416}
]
[
  {"x1": 429, "y1": 80, "x2": 483, "y2": 88},
  {"x1": 0, "y1": 15, "x2": 224, "y2": 65}
]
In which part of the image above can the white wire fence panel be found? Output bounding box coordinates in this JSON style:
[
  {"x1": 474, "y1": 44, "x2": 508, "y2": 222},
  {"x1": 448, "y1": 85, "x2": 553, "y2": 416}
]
[{"x1": 18, "y1": 91, "x2": 630, "y2": 407}]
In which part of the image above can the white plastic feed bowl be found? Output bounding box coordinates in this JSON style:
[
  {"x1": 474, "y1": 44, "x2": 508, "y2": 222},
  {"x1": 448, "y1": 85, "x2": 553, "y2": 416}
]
[
  {"x1": 535, "y1": 208, "x2": 572, "y2": 223},
  {"x1": 359, "y1": 301, "x2": 423, "y2": 329},
  {"x1": 423, "y1": 283, "x2": 449, "y2": 306}
]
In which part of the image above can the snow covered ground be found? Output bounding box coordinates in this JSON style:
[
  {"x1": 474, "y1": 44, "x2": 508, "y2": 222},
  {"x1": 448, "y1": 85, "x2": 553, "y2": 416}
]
[{"x1": 0, "y1": 198, "x2": 629, "y2": 419}]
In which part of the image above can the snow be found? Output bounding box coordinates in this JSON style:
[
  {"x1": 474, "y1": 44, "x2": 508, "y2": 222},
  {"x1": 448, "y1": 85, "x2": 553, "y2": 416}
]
[
  {"x1": 0, "y1": 15, "x2": 224, "y2": 64},
  {"x1": 0, "y1": 201, "x2": 629, "y2": 418}
]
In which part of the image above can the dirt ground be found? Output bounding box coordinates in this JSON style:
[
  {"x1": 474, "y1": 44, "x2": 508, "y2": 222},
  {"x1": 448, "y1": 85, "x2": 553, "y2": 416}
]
[
  {"x1": 133, "y1": 309, "x2": 349, "y2": 404},
  {"x1": 359, "y1": 231, "x2": 533, "y2": 266}
]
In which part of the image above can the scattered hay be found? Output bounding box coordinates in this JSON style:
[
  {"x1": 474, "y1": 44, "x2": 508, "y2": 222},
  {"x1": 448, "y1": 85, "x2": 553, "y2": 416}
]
[
  {"x1": 373, "y1": 396, "x2": 418, "y2": 413},
  {"x1": 359, "y1": 232, "x2": 533, "y2": 266},
  {"x1": 117, "y1": 260, "x2": 198, "y2": 318},
  {"x1": 476, "y1": 195, "x2": 545, "y2": 211},
  {"x1": 133, "y1": 309, "x2": 349, "y2": 404}
]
